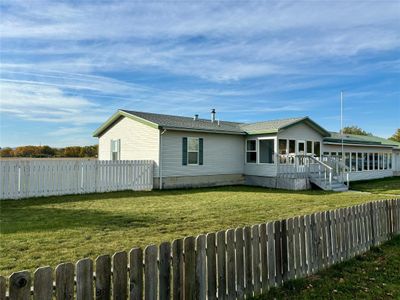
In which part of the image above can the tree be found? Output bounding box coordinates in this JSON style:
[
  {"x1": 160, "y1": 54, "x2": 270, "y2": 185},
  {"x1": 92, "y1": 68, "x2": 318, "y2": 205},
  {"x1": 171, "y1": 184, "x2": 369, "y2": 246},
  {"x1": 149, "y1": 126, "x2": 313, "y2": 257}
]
[
  {"x1": 0, "y1": 147, "x2": 14, "y2": 157},
  {"x1": 63, "y1": 146, "x2": 82, "y2": 157},
  {"x1": 79, "y1": 145, "x2": 98, "y2": 157},
  {"x1": 342, "y1": 125, "x2": 372, "y2": 136},
  {"x1": 13, "y1": 146, "x2": 39, "y2": 157},
  {"x1": 389, "y1": 128, "x2": 400, "y2": 142}
]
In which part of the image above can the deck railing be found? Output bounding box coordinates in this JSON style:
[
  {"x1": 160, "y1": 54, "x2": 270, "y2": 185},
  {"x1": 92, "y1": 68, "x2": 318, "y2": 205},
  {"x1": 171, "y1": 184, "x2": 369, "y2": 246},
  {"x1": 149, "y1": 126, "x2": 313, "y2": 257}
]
[{"x1": 276, "y1": 154, "x2": 350, "y2": 188}]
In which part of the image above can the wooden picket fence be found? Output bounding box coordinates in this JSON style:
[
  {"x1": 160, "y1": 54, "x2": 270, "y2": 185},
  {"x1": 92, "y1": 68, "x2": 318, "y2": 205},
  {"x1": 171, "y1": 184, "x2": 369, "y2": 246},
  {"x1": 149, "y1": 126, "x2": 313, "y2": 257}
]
[
  {"x1": 0, "y1": 160, "x2": 153, "y2": 200},
  {"x1": 0, "y1": 199, "x2": 399, "y2": 299}
]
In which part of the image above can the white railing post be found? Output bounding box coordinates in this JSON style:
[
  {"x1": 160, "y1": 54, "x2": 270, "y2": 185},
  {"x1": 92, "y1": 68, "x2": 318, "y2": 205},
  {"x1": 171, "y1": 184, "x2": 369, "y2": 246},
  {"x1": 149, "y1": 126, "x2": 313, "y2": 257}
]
[{"x1": 329, "y1": 171, "x2": 332, "y2": 188}]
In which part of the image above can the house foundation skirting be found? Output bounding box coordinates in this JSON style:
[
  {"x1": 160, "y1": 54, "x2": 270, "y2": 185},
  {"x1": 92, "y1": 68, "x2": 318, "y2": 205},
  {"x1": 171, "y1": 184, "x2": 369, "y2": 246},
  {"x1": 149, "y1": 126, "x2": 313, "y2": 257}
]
[
  {"x1": 153, "y1": 174, "x2": 312, "y2": 190},
  {"x1": 153, "y1": 174, "x2": 245, "y2": 189},
  {"x1": 245, "y1": 175, "x2": 311, "y2": 190}
]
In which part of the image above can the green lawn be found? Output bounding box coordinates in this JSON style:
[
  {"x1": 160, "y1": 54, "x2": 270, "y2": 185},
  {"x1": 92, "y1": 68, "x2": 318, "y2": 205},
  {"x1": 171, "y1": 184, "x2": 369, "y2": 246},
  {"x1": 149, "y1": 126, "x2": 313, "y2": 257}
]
[
  {"x1": 256, "y1": 235, "x2": 400, "y2": 299},
  {"x1": 1, "y1": 180, "x2": 398, "y2": 276},
  {"x1": 350, "y1": 176, "x2": 400, "y2": 195}
]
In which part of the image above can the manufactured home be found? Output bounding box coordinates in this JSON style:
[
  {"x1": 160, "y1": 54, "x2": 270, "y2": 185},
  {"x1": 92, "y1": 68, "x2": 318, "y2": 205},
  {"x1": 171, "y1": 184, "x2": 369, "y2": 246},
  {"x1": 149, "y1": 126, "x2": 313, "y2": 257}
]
[{"x1": 93, "y1": 109, "x2": 400, "y2": 191}]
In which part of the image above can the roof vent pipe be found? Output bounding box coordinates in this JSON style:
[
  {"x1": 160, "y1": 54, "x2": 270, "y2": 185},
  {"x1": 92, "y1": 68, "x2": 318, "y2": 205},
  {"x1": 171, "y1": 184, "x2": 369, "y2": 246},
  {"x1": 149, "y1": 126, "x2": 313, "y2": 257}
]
[
  {"x1": 211, "y1": 109, "x2": 216, "y2": 123},
  {"x1": 193, "y1": 114, "x2": 199, "y2": 121}
]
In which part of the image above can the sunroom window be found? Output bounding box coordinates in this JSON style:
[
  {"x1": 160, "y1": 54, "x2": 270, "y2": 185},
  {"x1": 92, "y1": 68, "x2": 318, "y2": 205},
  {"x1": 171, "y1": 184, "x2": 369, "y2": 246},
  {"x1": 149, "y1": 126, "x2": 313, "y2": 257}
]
[
  {"x1": 307, "y1": 141, "x2": 313, "y2": 154},
  {"x1": 259, "y1": 140, "x2": 274, "y2": 163},
  {"x1": 246, "y1": 140, "x2": 257, "y2": 163}
]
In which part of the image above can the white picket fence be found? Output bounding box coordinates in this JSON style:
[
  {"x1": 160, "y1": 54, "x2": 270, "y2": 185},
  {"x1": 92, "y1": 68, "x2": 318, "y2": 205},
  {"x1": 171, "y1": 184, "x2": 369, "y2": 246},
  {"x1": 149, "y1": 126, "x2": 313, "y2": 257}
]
[{"x1": 0, "y1": 159, "x2": 154, "y2": 200}]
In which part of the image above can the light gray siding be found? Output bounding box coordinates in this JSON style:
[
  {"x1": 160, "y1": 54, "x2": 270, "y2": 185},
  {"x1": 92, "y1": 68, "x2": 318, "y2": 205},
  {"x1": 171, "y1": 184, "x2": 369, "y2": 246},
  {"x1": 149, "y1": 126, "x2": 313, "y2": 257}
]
[
  {"x1": 278, "y1": 122, "x2": 324, "y2": 142},
  {"x1": 244, "y1": 163, "x2": 277, "y2": 177},
  {"x1": 160, "y1": 130, "x2": 244, "y2": 177},
  {"x1": 322, "y1": 144, "x2": 393, "y2": 154},
  {"x1": 394, "y1": 149, "x2": 400, "y2": 172},
  {"x1": 348, "y1": 170, "x2": 393, "y2": 181},
  {"x1": 98, "y1": 117, "x2": 160, "y2": 173}
]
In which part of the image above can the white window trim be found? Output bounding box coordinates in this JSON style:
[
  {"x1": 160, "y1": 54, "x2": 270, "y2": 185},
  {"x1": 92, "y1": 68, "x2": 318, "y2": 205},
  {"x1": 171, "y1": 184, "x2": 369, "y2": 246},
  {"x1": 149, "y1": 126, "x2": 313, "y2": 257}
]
[
  {"x1": 258, "y1": 137, "x2": 275, "y2": 164},
  {"x1": 245, "y1": 139, "x2": 258, "y2": 164},
  {"x1": 187, "y1": 137, "x2": 200, "y2": 165},
  {"x1": 111, "y1": 139, "x2": 121, "y2": 161},
  {"x1": 296, "y1": 140, "x2": 306, "y2": 154}
]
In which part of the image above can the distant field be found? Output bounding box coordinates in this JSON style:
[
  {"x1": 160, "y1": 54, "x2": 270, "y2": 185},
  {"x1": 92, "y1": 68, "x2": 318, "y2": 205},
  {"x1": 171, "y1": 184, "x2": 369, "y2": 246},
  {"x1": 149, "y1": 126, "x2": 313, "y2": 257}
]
[{"x1": 0, "y1": 184, "x2": 395, "y2": 275}]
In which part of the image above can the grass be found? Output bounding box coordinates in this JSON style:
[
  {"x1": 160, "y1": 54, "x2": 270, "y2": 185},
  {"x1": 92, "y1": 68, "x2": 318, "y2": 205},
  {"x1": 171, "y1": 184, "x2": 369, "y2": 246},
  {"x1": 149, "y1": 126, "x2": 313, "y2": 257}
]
[
  {"x1": 1, "y1": 178, "x2": 399, "y2": 276},
  {"x1": 255, "y1": 235, "x2": 400, "y2": 299},
  {"x1": 350, "y1": 176, "x2": 400, "y2": 195}
]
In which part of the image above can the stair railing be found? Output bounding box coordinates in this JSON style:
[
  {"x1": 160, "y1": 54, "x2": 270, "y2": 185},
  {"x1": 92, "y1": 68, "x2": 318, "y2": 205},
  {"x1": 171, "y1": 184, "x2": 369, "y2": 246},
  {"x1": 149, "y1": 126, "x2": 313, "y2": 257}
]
[
  {"x1": 307, "y1": 155, "x2": 333, "y2": 188},
  {"x1": 320, "y1": 155, "x2": 350, "y2": 187},
  {"x1": 277, "y1": 154, "x2": 333, "y2": 188}
]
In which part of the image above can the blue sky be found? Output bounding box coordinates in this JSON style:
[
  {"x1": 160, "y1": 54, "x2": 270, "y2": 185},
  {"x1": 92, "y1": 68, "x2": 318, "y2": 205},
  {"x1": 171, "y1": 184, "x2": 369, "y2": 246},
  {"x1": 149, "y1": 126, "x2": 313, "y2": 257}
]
[{"x1": 0, "y1": 1, "x2": 399, "y2": 147}]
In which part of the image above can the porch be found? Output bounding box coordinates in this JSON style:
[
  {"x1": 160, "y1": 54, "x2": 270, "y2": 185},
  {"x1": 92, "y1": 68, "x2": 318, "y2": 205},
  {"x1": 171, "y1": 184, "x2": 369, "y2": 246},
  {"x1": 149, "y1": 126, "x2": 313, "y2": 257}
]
[{"x1": 276, "y1": 154, "x2": 349, "y2": 191}]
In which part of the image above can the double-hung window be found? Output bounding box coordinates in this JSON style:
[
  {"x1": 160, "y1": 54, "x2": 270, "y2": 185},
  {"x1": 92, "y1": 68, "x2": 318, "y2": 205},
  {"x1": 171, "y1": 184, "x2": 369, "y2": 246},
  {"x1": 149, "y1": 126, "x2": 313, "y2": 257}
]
[
  {"x1": 111, "y1": 139, "x2": 121, "y2": 161},
  {"x1": 182, "y1": 137, "x2": 203, "y2": 165},
  {"x1": 188, "y1": 137, "x2": 200, "y2": 165},
  {"x1": 246, "y1": 140, "x2": 257, "y2": 163}
]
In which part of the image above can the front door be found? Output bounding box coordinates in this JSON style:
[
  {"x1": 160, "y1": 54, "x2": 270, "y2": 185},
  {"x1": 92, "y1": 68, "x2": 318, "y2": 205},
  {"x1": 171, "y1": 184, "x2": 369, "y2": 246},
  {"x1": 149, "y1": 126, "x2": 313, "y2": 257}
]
[
  {"x1": 297, "y1": 141, "x2": 305, "y2": 155},
  {"x1": 297, "y1": 141, "x2": 306, "y2": 167}
]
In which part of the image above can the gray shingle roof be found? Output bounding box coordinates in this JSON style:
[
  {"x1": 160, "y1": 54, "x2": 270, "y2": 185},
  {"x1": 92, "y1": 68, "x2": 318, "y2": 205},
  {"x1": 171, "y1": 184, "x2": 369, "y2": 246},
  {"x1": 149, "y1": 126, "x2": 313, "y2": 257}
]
[
  {"x1": 239, "y1": 117, "x2": 305, "y2": 134},
  {"x1": 325, "y1": 132, "x2": 400, "y2": 148},
  {"x1": 93, "y1": 109, "x2": 328, "y2": 137},
  {"x1": 121, "y1": 110, "x2": 244, "y2": 134}
]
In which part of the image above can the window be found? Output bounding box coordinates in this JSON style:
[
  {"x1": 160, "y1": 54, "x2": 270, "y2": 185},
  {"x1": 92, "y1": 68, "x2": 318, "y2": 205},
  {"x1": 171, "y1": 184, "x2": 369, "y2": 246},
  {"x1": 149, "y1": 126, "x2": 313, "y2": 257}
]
[
  {"x1": 388, "y1": 153, "x2": 392, "y2": 169},
  {"x1": 279, "y1": 139, "x2": 287, "y2": 155},
  {"x1": 314, "y1": 142, "x2": 321, "y2": 157},
  {"x1": 279, "y1": 139, "x2": 287, "y2": 163},
  {"x1": 331, "y1": 152, "x2": 337, "y2": 157},
  {"x1": 188, "y1": 137, "x2": 199, "y2": 165},
  {"x1": 374, "y1": 153, "x2": 378, "y2": 170},
  {"x1": 379, "y1": 153, "x2": 383, "y2": 170},
  {"x1": 298, "y1": 142, "x2": 305, "y2": 153},
  {"x1": 351, "y1": 153, "x2": 357, "y2": 171},
  {"x1": 289, "y1": 140, "x2": 296, "y2": 154},
  {"x1": 369, "y1": 153, "x2": 374, "y2": 170},
  {"x1": 246, "y1": 140, "x2": 257, "y2": 163},
  {"x1": 383, "y1": 153, "x2": 387, "y2": 170},
  {"x1": 111, "y1": 139, "x2": 121, "y2": 161},
  {"x1": 363, "y1": 153, "x2": 368, "y2": 171},
  {"x1": 307, "y1": 141, "x2": 313, "y2": 154},
  {"x1": 357, "y1": 153, "x2": 362, "y2": 171},
  {"x1": 259, "y1": 140, "x2": 275, "y2": 163},
  {"x1": 345, "y1": 152, "x2": 350, "y2": 168}
]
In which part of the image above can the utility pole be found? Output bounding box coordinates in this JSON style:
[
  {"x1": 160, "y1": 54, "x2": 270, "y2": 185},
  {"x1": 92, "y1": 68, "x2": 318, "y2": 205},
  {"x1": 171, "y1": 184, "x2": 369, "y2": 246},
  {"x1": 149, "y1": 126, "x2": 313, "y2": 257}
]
[{"x1": 341, "y1": 91, "x2": 344, "y2": 161}]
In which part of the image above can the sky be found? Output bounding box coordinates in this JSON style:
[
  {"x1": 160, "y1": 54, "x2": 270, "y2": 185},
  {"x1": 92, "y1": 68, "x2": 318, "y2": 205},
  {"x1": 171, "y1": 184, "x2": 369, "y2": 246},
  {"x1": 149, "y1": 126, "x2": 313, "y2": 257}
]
[{"x1": 0, "y1": 1, "x2": 399, "y2": 147}]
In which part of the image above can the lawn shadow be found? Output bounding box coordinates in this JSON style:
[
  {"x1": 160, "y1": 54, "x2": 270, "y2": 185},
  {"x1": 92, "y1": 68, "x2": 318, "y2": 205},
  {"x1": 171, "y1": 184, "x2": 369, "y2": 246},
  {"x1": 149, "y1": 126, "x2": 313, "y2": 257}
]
[
  {"x1": 1, "y1": 206, "x2": 156, "y2": 234},
  {"x1": 0, "y1": 185, "x2": 337, "y2": 208}
]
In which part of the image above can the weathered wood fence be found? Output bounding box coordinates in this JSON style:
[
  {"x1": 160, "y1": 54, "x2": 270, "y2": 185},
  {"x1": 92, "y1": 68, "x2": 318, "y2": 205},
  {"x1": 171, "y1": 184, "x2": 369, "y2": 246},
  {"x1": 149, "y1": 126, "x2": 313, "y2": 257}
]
[
  {"x1": 0, "y1": 160, "x2": 153, "y2": 199},
  {"x1": 0, "y1": 199, "x2": 399, "y2": 299}
]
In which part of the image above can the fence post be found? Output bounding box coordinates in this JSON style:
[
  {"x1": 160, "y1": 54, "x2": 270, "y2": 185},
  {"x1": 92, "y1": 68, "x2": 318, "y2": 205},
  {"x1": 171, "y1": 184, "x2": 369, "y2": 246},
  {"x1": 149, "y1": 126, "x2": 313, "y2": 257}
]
[
  {"x1": 370, "y1": 202, "x2": 376, "y2": 246},
  {"x1": 33, "y1": 267, "x2": 52, "y2": 300}
]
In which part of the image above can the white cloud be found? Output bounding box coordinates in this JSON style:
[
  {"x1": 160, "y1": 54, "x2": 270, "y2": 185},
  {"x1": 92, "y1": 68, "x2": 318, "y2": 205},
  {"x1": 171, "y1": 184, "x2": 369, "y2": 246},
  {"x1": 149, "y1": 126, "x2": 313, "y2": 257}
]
[
  {"x1": 1, "y1": 1, "x2": 399, "y2": 81},
  {"x1": 0, "y1": 0, "x2": 399, "y2": 145}
]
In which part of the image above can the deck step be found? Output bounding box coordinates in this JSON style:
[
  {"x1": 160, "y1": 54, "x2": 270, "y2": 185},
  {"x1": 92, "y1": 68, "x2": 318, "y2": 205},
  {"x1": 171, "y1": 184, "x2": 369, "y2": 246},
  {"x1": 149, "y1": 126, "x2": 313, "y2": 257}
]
[{"x1": 309, "y1": 177, "x2": 348, "y2": 192}]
